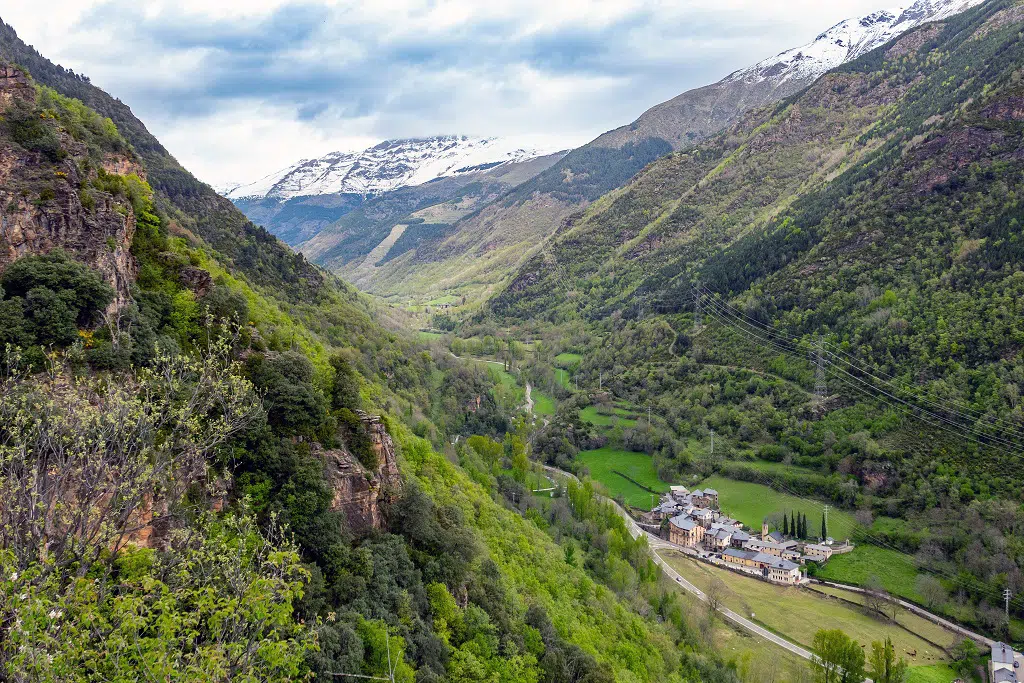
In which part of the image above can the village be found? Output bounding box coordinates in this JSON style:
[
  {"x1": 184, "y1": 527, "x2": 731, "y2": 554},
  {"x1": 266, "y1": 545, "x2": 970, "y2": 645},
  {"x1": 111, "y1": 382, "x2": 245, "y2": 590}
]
[{"x1": 644, "y1": 485, "x2": 854, "y2": 586}]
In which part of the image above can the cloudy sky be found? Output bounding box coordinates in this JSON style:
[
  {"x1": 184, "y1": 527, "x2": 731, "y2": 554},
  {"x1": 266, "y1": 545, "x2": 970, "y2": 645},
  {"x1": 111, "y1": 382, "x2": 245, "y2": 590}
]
[{"x1": 2, "y1": 0, "x2": 887, "y2": 186}]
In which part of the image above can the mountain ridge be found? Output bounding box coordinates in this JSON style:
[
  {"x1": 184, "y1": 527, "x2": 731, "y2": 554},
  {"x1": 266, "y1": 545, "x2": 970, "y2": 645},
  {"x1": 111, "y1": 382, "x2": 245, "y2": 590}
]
[{"x1": 224, "y1": 135, "x2": 566, "y2": 201}]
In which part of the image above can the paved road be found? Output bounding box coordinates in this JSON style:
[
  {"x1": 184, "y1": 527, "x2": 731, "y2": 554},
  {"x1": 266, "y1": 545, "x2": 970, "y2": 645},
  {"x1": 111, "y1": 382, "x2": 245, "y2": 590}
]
[{"x1": 541, "y1": 465, "x2": 815, "y2": 661}]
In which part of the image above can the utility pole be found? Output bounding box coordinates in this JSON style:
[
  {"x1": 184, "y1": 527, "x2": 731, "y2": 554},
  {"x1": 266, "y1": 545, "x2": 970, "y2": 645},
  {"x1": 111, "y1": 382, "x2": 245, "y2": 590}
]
[
  {"x1": 1006, "y1": 588, "x2": 1013, "y2": 625},
  {"x1": 599, "y1": 372, "x2": 603, "y2": 391},
  {"x1": 823, "y1": 505, "x2": 830, "y2": 539},
  {"x1": 648, "y1": 405, "x2": 652, "y2": 431},
  {"x1": 710, "y1": 429, "x2": 715, "y2": 455},
  {"x1": 814, "y1": 336, "x2": 827, "y2": 401}
]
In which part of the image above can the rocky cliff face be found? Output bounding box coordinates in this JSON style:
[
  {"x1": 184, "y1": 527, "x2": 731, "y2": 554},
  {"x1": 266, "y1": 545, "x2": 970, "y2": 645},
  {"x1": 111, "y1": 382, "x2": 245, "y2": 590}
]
[
  {"x1": 0, "y1": 63, "x2": 142, "y2": 311},
  {"x1": 321, "y1": 411, "x2": 402, "y2": 534}
]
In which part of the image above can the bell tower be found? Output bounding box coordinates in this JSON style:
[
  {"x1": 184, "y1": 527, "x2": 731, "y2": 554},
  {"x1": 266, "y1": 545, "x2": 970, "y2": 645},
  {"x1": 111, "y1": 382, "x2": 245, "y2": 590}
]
[{"x1": 762, "y1": 518, "x2": 769, "y2": 541}]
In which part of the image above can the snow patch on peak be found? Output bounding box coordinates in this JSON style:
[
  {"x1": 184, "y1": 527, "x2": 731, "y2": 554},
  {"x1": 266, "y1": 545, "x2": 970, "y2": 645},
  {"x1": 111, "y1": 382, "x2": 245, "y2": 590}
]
[
  {"x1": 224, "y1": 136, "x2": 562, "y2": 201},
  {"x1": 725, "y1": 0, "x2": 985, "y2": 88}
]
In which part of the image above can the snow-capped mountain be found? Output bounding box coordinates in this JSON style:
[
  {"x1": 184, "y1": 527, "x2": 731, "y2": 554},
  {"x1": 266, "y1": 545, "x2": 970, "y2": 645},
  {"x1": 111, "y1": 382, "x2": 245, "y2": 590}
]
[
  {"x1": 596, "y1": 0, "x2": 985, "y2": 151},
  {"x1": 725, "y1": 0, "x2": 985, "y2": 87},
  {"x1": 224, "y1": 136, "x2": 561, "y2": 201}
]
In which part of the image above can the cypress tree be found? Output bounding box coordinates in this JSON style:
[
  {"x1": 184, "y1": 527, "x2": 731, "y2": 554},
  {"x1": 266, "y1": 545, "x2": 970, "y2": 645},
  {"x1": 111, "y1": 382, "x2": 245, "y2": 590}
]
[
  {"x1": 821, "y1": 512, "x2": 827, "y2": 540},
  {"x1": 791, "y1": 511, "x2": 797, "y2": 538},
  {"x1": 783, "y1": 513, "x2": 789, "y2": 536}
]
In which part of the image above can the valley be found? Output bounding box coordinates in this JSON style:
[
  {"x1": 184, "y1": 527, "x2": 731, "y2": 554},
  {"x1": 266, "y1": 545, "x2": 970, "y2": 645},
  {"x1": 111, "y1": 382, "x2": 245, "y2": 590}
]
[{"x1": 1, "y1": 0, "x2": 1023, "y2": 681}]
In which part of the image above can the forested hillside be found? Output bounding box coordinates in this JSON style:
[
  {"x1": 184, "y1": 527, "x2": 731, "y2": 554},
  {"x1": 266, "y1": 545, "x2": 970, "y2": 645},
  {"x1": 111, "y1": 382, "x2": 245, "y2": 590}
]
[
  {"x1": 0, "y1": 21, "x2": 742, "y2": 682},
  {"x1": 490, "y1": 0, "x2": 1024, "y2": 640}
]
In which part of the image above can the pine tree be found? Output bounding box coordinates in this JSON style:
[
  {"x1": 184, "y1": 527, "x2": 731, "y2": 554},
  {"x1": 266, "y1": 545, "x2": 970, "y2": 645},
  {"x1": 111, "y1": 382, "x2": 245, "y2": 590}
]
[{"x1": 783, "y1": 513, "x2": 789, "y2": 536}]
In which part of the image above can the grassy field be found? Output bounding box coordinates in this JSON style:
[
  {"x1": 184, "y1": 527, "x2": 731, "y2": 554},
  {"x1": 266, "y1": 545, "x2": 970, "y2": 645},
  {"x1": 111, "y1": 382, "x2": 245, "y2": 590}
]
[
  {"x1": 657, "y1": 576, "x2": 810, "y2": 678},
  {"x1": 815, "y1": 544, "x2": 923, "y2": 603},
  {"x1": 810, "y1": 585, "x2": 956, "y2": 648},
  {"x1": 698, "y1": 475, "x2": 858, "y2": 540},
  {"x1": 417, "y1": 330, "x2": 445, "y2": 342},
  {"x1": 578, "y1": 447, "x2": 670, "y2": 509},
  {"x1": 554, "y1": 352, "x2": 583, "y2": 367},
  {"x1": 658, "y1": 550, "x2": 955, "y2": 670},
  {"x1": 555, "y1": 368, "x2": 573, "y2": 391},
  {"x1": 533, "y1": 389, "x2": 556, "y2": 416},
  {"x1": 905, "y1": 664, "x2": 960, "y2": 683},
  {"x1": 487, "y1": 365, "x2": 524, "y2": 403},
  {"x1": 579, "y1": 405, "x2": 639, "y2": 428}
]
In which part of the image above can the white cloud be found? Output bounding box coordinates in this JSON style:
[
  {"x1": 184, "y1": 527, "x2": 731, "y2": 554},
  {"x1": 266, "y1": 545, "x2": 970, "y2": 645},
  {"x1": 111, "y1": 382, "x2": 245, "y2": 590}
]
[{"x1": 1, "y1": 0, "x2": 888, "y2": 185}]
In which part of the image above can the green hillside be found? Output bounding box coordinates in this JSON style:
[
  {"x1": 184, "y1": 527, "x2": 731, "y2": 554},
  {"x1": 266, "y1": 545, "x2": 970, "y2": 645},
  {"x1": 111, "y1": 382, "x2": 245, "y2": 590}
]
[{"x1": 0, "y1": 36, "x2": 738, "y2": 683}]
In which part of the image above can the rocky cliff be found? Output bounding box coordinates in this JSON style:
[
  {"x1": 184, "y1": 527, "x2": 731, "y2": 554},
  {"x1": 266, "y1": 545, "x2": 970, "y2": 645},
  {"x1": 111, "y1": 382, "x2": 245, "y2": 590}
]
[
  {"x1": 321, "y1": 411, "x2": 402, "y2": 533},
  {"x1": 0, "y1": 63, "x2": 142, "y2": 311}
]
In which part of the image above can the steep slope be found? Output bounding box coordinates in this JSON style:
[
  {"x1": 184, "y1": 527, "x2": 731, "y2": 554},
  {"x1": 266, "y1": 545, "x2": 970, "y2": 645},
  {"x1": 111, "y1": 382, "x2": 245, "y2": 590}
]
[
  {"x1": 0, "y1": 18, "x2": 322, "y2": 303},
  {"x1": 324, "y1": 0, "x2": 985, "y2": 306},
  {"x1": 492, "y1": 0, "x2": 1024, "y2": 639}
]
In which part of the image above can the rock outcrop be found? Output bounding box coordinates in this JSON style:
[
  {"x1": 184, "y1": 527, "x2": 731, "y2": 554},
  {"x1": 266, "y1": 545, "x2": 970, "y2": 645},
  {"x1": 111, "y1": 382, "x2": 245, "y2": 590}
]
[
  {"x1": 0, "y1": 62, "x2": 142, "y2": 311},
  {"x1": 321, "y1": 411, "x2": 402, "y2": 534}
]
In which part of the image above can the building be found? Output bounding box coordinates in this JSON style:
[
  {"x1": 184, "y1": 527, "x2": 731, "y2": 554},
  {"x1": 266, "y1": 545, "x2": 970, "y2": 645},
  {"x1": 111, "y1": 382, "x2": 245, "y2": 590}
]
[
  {"x1": 723, "y1": 548, "x2": 761, "y2": 570},
  {"x1": 650, "y1": 501, "x2": 681, "y2": 523},
  {"x1": 722, "y1": 549, "x2": 802, "y2": 585},
  {"x1": 730, "y1": 530, "x2": 752, "y2": 548},
  {"x1": 765, "y1": 556, "x2": 802, "y2": 585},
  {"x1": 717, "y1": 516, "x2": 743, "y2": 529},
  {"x1": 766, "y1": 531, "x2": 786, "y2": 544},
  {"x1": 991, "y1": 643, "x2": 1023, "y2": 683},
  {"x1": 803, "y1": 543, "x2": 833, "y2": 562},
  {"x1": 690, "y1": 507, "x2": 715, "y2": 528},
  {"x1": 782, "y1": 548, "x2": 802, "y2": 563},
  {"x1": 702, "y1": 488, "x2": 719, "y2": 508},
  {"x1": 744, "y1": 539, "x2": 786, "y2": 557},
  {"x1": 669, "y1": 515, "x2": 706, "y2": 547},
  {"x1": 705, "y1": 527, "x2": 733, "y2": 551}
]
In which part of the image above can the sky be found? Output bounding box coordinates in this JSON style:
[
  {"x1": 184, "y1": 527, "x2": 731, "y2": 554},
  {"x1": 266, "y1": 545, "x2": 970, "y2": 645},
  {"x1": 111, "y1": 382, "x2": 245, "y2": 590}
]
[{"x1": 1, "y1": 0, "x2": 889, "y2": 187}]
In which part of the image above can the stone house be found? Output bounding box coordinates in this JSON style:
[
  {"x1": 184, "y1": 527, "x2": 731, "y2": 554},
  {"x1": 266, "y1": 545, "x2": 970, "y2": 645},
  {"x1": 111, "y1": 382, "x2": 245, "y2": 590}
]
[{"x1": 668, "y1": 515, "x2": 706, "y2": 547}]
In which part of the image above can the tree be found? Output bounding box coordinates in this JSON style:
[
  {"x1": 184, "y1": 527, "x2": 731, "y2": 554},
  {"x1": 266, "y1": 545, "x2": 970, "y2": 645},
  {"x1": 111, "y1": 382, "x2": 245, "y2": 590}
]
[
  {"x1": 706, "y1": 577, "x2": 726, "y2": 622},
  {"x1": 864, "y1": 575, "x2": 890, "y2": 618},
  {"x1": 950, "y1": 639, "x2": 983, "y2": 679},
  {"x1": 915, "y1": 575, "x2": 948, "y2": 611},
  {"x1": 784, "y1": 512, "x2": 790, "y2": 536},
  {"x1": 821, "y1": 512, "x2": 827, "y2": 540},
  {"x1": 869, "y1": 637, "x2": 908, "y2": 683},
  {"x1": 811, "y1": 629, "x2": 865, "y2": 683},
  {"x1": 791, "y1": 511, "x2": 797, "y2": 538}
]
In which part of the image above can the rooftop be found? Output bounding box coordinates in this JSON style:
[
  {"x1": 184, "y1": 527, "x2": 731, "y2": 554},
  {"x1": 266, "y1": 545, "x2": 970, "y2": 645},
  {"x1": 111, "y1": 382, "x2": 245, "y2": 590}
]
[{"x1": 669, "y1": 515, "x2": 698, "y2": 531}]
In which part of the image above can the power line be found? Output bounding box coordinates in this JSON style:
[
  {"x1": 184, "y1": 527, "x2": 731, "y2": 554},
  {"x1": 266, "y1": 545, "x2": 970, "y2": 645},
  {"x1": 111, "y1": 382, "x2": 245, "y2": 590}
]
[
  {"x1": 698, "y1": 291, "x2": 1024, "y2": 456},
  {"x1": 698, "y1": 285, "x2": 1024, "y2": 442}
]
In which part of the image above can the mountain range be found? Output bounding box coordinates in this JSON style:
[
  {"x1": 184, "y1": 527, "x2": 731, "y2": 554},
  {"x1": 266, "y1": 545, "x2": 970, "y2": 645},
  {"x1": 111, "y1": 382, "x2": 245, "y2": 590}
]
[{"x1": 223, "y1": 0, "x2": 986, "y2": 306}]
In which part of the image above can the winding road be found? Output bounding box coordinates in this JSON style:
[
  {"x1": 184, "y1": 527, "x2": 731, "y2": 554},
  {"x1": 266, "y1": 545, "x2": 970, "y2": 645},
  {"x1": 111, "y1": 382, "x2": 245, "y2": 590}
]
[{"x1": 541, "y1": 465, "x2": 814, "y2": 660}]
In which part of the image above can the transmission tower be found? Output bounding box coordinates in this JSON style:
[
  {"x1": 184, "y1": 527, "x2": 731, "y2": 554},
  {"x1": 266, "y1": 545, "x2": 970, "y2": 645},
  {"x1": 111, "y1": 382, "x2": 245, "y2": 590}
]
[
  {"x1": 693, "y1": 280, "x2": 703, "y2": 329},
  {"x1": 814, "y1": 336, "x2": 827, "y2": 401}
]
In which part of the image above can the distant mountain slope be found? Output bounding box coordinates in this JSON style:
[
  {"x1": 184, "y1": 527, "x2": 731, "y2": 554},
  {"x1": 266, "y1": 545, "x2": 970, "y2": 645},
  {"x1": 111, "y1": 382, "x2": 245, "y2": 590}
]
[
  {"x1": 318, "y1": 0, "x2": 985, "y2": 306},
  {"x1": 0, "y1": 19, "x2": 323, "y2": 302},
  {"x1": 225, "y1": 136, "x2": 561, "y2": 201}
]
